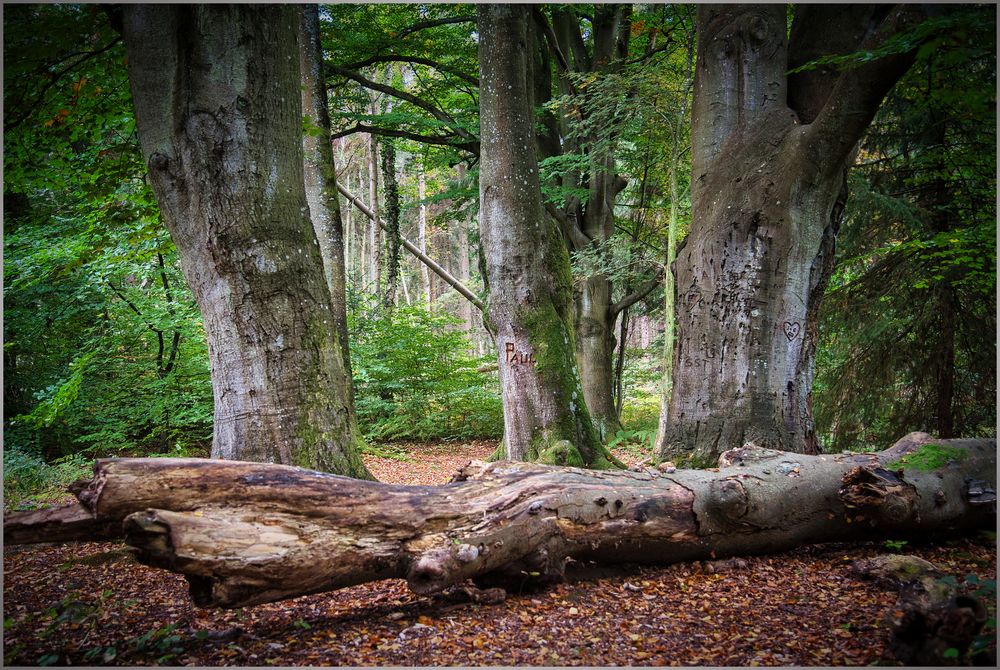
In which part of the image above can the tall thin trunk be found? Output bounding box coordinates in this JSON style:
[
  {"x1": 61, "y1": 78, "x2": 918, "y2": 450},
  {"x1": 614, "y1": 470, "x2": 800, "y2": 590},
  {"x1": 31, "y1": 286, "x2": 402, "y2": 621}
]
[
  {"x1": 123, "y1": 4, "x2": 370, "y2": 477},
  {"x1": 418, "y1": 160, "x2": 431, "y2": 304},
  {"x1": 367, "y1": 128, "x2": 381, "y2": 294},
  {"x1": 456, "y1": 165, "x2": 475, "y2": 348},
  {"x1": 299, "y1": 5, "x2": 352, "y2": 367}
]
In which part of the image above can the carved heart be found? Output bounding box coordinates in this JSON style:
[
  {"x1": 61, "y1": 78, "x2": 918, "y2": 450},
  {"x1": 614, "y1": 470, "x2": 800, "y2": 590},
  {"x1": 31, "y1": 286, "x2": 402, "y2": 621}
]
[{"x1": 783, "y1": 321, "x2": 801, "y2": 341}]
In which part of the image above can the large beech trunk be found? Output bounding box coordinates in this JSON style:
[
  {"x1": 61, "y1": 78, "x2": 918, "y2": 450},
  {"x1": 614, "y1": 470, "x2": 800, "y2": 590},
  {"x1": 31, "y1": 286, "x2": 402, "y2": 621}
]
[
  {"x1": 121, "y1": 6, "x2": 369, "y2": 477},
  {"x1": 5, "y1": 434, "x2": 994, "y2": 610},
  {"x1": 477, "y1": 5, "x2": 603, "y2": 466},
  {"x1": 660, "y1": 5, "x2": 923, "y2": 464}
]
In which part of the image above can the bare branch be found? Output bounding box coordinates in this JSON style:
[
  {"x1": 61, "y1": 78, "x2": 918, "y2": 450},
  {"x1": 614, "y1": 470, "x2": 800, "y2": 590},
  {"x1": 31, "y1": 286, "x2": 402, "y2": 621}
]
[
  {"x1": 341, "y1": 54, "x2": 479, "y2": 87},
  {"x1": 611, "y1": 268, "x2": 665, "y2": 317},
  {"x1": 337, "y1": 182, "x2": 486, "y2": 313},
  {"x1": 393, "y1": 15, "x2": 475, "y2": 41},
  {"x1": 329, "y1": 65, "x2": 478, "y2": 144},
  {"x1": 330, "y1": 123, "x2": 479, "y2": 155}
]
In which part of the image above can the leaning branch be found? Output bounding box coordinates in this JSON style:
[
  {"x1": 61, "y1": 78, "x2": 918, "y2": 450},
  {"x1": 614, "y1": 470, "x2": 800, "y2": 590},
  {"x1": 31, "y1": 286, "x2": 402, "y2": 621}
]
[
  {"x1": 341, "y1": 55, "x2": 479, "y2": 87},
  {"x1": 393, "y1": 15, "x2": 476, "y2": 41},
  {"x1": 330, "y1": 123, "x2": 479, "y2": 155},
  {"x1": 329, "y1": 66, "x2": 478, "y2": 145},
  {"x1": 611, "y1": 268, "x2": 665, "y2": 317},
  {"x1": 336, "y1": 182, "x2": 486, "y2": 313}
]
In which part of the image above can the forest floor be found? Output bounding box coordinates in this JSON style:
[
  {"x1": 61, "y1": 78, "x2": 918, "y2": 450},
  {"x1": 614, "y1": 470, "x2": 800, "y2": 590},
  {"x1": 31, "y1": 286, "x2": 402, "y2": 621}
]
[{"x1": 3, "y1": 441, "x2": 996, "y2": 667}]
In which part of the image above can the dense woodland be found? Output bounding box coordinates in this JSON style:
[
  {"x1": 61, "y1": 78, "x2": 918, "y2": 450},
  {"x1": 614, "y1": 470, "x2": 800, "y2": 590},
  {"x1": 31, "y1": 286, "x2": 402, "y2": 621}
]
[
  {"x1": 5, "y1": 3, "x2": 995, "y2": 494},
  {"x1": 2, "y1": 3, "x2": 998, "y2": 666}
]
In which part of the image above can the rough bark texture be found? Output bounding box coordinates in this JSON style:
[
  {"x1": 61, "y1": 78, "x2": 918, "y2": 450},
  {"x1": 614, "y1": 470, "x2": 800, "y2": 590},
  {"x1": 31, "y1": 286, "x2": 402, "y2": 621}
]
[
  {"x1": 541, "y1": 6, "x2": 632, "y2": 441},
  {"x1": 122, "y1": 6, "x2": 370, "y2": 477},
  {"x1": 477, "y1": 5, "x2": 604, "y2": 467},
  {"x1": 298, "y1": 5, "x2": 367, "y2": 454},
  {"x1": 5, "y1": 434, "x2": 994, "y2": 611},
  {"x1": 660, "y1": 5, "x2": 922, "y2": 464}
]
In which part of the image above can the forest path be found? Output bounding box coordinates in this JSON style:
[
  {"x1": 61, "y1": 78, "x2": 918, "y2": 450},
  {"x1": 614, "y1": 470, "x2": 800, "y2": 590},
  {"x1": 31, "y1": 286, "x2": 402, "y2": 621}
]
[{"x1": 4, "y1": 442, "x2": 995, "y2": 666}]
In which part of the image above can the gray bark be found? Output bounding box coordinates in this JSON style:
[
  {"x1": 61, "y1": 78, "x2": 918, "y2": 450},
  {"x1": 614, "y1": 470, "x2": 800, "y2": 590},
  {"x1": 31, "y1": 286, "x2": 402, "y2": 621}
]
[
  {"x1": 5, "y1": 434, "x2": 994, "y2": 610},
  {"x1": 542, "y1": 6, "x2": 632, "y2": 441},
  {"x1": 659, "y1": 5, "x2": 922, "y2": 464},
  {"x1": 477, "y1": 5, "x2": 604, "y2": 466},
  {"x1": 122, "y1": 5, "x2": 370, "y2": 477}
]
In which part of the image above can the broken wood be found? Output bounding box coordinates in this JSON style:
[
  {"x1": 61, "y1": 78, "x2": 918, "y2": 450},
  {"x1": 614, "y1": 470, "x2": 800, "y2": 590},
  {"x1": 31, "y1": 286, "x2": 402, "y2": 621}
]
[
  {"x1": 4, "y1": 433, "x2": 994, "y2": 609},
  {"x1": 853, "y1": 554, "x2": 991, "y2": 665}
]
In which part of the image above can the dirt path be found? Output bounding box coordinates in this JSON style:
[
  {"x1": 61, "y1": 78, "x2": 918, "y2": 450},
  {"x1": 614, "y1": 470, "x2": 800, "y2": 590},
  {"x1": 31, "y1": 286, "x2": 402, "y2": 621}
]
[{"x1": 4, "y1": 442, "x2": 996, "y2": 666}]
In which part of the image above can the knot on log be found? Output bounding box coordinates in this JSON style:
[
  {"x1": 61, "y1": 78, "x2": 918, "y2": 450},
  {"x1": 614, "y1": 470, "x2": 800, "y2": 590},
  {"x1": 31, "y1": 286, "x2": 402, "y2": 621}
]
[
  {"x1": 450, "y1": 460, "x2": 490, "y2": 482},
  {"x1": 718, "y1": 442, "x2": 783, "y2": 468},
  {"x1": 706, "y1": 478, "x2": 749, "y2": 523},
  {"x1": 840, "y1": 467, "x2": 917, "y2": 524},
  {"x1": 407, "y1": 552, "x2": 452, "y2": 594}
]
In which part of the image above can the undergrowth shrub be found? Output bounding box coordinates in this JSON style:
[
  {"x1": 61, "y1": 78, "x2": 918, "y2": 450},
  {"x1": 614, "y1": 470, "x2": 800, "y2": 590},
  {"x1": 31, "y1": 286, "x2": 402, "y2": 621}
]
[
  {"x1": 349, "y1": 301, "x2": 502, "y2": 442},
  {"x1": 3, "y1": 444, "x2": 90, "y2": 511}
]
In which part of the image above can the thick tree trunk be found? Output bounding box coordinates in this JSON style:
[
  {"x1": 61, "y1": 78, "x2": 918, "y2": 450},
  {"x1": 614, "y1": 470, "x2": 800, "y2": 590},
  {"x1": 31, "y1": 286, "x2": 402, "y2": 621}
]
[
  {"x1": 6, "y1": 434, "x2": 994, "y2": 611},
  {"x1": 575, "y1": 274, "x2": 621, "y2": 441},
  {"x1": 122, "y1": 6, "x2": 370, "y2": 477},
  {"x1": 659, "y1": 5, "x2": 920, "y2": 464},
  {"x1": 477, "y1": 5, "x2": 604, "y2": 467}
]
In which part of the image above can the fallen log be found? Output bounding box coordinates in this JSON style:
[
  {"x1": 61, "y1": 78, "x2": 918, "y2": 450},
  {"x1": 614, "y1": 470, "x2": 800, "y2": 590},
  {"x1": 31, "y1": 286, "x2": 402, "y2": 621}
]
[{"x1": 4, "y1": 433, "x2": 995, "y2": 609}]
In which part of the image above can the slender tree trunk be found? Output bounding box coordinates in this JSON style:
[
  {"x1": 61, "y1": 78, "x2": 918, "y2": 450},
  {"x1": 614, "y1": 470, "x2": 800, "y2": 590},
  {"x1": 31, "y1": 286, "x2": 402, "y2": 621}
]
[
  {"x1": 655, "y1": 141, "x2": 684, "y2": 451},
  {"x1": 381, "y1": 141, "x2": 401, "y2": 309},
  {"x1": 477, "y1": 4, "x2": 605, "y2": 467},
  {"x1": 367, "y1": 128, "x2": 381, "y2": 294},
  {"x1": 456, "y1": 165, "x2": 475, "y2": 348},
  {"x1": 418, "y1": 160, "x2": 432, "y2": 304},
  {"x1": 659, "y1": 5, "x2": 920, "y2": 465},
  {"x1": 299, "y1": 5, "x2": 355, "y2": 382},
  {"x1": 6, "y1": 435, "x2": 994, "y2": 609},
  {"x1": 122, "y1": 5, "x2": 370, "y2": 477}
]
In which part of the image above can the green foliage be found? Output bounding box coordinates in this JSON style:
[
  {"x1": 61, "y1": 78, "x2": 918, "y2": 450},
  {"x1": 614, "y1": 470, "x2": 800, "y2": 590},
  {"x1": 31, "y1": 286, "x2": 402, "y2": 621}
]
[
  {"x1": 886, "y1": 443, "x2": 967, "y2": 472},
  {"x1": 4, "y1": 5, "x2": 214, "y2": 468},
  {"x1": 349, "y1": 300, "x2": 502, "y2": 441},
  {"x1": 2, "y1": 446, "x2": 91, "y2": 511},
  {"x1": 883, "y1": 539, "x2": 909, "y2": 552},
  {"x1": 814, "y1": 7, "x2": 996, "y2": 450}
]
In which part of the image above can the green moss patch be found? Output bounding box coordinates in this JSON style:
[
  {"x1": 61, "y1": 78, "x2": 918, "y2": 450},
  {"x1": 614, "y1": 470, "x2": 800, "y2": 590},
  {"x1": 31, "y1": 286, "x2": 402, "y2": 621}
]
[{"x1": 887, "y1": 443, "x2": 967, "y2": 472}]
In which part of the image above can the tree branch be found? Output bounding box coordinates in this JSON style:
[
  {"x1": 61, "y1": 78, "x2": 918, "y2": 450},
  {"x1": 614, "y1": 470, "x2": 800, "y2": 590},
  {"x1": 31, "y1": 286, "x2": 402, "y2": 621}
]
[
  {"x1": 393, "y1": 15, "x2": 475, "y2": 41},
  {"x1": 611, "y1": 268, "x2": 665, "y2": 317},
  {"x1": 544, "y1": 201, "x2": 591, "y2": 251},
  {"x1": 330, "y1": 123, "x2": 479, "y2": 155},
  {"x1": 341, "y1": 54, "x2": 479, "y2": 87},
  {"x1": 4, "y1": 36, "x2": 123, "y2": 132},
  {"x1": 804, "y1": 5, "x2": 926, "y2": 175},
  {"x1": 328, "y1": 65, "x2": 478, "y2": 144},
  {"x1": 337, "y1": 182, "x2": 486, "y2": 313}
]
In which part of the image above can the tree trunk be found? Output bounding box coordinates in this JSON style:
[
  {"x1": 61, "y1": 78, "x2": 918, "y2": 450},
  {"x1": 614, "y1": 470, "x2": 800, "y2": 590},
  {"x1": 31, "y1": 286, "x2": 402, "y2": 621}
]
[
  {"x1": 122, "y1": 5, "x2": 370, "y2": 477},
  {"x1": 367, "y1": 128, "x2": 381, "y2": 294},
  {"x1": 6, "y1": 434, "x2": 994, "y2": 610},
  {"x1": 298, "y1": 6, "x2": 362, "y2": 424},
  {"x1": 542, "y1": 6, "x2": 632, "y2": 443},
  {"x1": 575, "y1": 274, "x2": 621, "y2": 441},
  {"x1": 477, "y1": 5, "x2": 604, "y2": 467},
  {"x1": 659, "y1": 5, "x2": 922, "y2": 465},
  {"x1": 418, "y1": 160, "x2": 432, "y2": 304},
  {"x1": 456, "y1": 165, "x2": 476, "y2": 350}
]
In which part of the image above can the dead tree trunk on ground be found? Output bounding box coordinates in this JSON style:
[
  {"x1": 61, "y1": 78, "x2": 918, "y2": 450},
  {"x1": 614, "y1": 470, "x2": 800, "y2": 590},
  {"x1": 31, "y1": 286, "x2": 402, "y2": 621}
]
[{"x1": 4, "y1": 434, "x2": 994, "y2": 610}]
